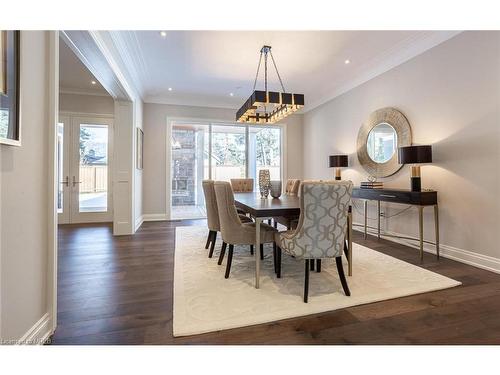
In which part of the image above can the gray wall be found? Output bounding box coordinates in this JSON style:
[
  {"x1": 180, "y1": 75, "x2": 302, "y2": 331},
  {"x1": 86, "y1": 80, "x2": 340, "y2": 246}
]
[
  {"x1": 143, "y1": 103, "x2": 303, "y2": 216},
  {"x1": 59, "y1": 92, "x2": 114, "y2": 114},
  {"x1": 303, "y1": 31, "x2": 500, "y2": 265},
  {"x1": 1, "y1": 31, "x2": 52, "y2": 340}
]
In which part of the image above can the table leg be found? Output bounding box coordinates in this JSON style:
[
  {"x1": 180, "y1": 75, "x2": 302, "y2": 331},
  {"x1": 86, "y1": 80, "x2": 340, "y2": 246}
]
[
  {"x1": 418, "y1": 206, "x2": 424, "y2": 263},
  {"x1": 255, "y1": 217, "x2": 262, "y2": 289},
  {"x1": 434, "y1": 204, "x2": 440, "y2": 259},
  {"x1": 364, "y1": 200, "x2": 368, "y2": 240},
  {"x1": 348, "y1": 208, "x2": 353, "y2": 276},
  {"x1": 377, "y1": 200, "x2": 381, "y2": 239}
]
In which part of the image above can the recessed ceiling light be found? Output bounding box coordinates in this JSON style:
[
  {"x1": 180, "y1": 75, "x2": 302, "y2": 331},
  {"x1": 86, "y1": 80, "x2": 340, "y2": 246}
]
[
  {"x1": 168, "y1": 87, "x2": 173, "y2": 91},
  {"x1": 229, "y1": 92, "x2": 234, "y2": 97},
  {"x1": 160, "y1": 31, "x2": 167, "y2": 38},
  {"x1": 91, "y1": 80, "x2": 96, "y2": 85},
  {"x1": 344, "y1": 59, "x2": 351, "y2": 65}
]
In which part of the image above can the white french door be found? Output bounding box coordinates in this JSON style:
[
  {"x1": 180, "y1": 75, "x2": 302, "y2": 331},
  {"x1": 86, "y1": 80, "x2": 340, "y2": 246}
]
[{"x1": 57, "y1": 115, "x2": 113, "y2": 224}]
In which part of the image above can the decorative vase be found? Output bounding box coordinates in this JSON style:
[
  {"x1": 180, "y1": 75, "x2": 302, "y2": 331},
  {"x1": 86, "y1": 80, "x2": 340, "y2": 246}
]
[
  {"x1": 258, "y1": 169, "x2": 271, "y2": 198},
  {"x1": 270, "y1": 181, "x2": 282, "y2": 199}
]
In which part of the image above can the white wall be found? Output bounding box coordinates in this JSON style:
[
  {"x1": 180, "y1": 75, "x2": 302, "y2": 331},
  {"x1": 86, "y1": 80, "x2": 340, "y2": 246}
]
[
  {"x1": 303, "y1": 31, "x2": 500, "y2": 268},
  {"x1": 0, "y1": 31, "x2": 53, "y2": 340},
  {"x1": 59, "y1": 92, "x2": 114, "y2": 115},
  {"x1": 143, "y1": 103, "x2": 303, "y2": 217}
]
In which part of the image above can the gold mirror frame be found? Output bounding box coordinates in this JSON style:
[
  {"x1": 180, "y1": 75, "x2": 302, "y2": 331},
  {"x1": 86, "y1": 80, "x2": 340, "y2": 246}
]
[{"x1": 357, "y1": 107, "x2": 412, "y2": 178}]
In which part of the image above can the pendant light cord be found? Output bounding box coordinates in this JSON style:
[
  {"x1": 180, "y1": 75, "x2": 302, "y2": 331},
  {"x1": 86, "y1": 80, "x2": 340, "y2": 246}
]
[
  {"x1": 269, "y1": 50, "x2": 286, "y2": 93},
  {"x1": 252, "y1": 52, "x2": 263, "y2": 91}
]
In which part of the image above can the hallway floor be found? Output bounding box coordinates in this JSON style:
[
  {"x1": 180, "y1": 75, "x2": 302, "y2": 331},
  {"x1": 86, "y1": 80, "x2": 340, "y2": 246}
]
[{"x1": 52, "y1": 220, "x2": 500, "y2": 344}]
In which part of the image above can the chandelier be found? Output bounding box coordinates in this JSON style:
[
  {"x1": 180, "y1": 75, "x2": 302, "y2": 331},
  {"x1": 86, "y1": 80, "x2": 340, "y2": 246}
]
[{"x1": 236, "y1": 45, "x2": 304, "y2": 124}]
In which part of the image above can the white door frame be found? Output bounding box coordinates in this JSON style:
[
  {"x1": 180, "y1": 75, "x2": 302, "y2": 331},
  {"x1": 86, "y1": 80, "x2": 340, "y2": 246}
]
[
  {"x1": 165, "y1": 116, "x2": 287, "y2": 220},
  {"x1": 57, "y1": 115, "x2": 71, "y2": 224}
]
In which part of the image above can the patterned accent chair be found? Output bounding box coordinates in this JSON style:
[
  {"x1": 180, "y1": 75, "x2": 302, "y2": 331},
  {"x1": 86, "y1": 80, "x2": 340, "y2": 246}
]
[
  {"x1": 214, "y1": 181, "x2": 278, "y2": 278},
  {"x1": 274, "y1": 180, "x2": 353, "y2": 302},
  {"x1": 230, "y1": 178, "x2": 254, "y2": 216},
  {"x1": 202, "y1": 180, "x2": 252, "y2": 259},
  {"x1": 273, "y1": 179, "x2": 301, "y2": 229}
]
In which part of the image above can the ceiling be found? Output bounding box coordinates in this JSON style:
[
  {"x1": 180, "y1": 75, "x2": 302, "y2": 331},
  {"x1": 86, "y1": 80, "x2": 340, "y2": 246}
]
[
  {"x1": 110, "y1": 30, "x2": 460, "y2": 111},
  {"x1": 59, "y1": 40, "x2": 109, "y2": 96},
  {"x1": 60, "y1": 31, "x2": 461, "y2": 111}
]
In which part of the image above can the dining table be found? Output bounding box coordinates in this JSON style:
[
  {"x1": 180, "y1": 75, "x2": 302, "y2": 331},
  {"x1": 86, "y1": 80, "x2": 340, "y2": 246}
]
[{"x1": 234, "y1": 192, "x2": 353, "y2": 289}]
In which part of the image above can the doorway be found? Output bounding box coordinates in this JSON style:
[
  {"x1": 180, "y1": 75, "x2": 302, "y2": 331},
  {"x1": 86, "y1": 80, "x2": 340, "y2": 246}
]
[{"x1": 58, "y1": 115, "x2": 113, "y2": 223}]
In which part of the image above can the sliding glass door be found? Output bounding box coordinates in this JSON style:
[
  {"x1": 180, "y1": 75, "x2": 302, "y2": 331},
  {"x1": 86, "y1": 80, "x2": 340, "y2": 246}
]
[{"x1": 170, "y1": 121, "x2": 283, "y2": 220}]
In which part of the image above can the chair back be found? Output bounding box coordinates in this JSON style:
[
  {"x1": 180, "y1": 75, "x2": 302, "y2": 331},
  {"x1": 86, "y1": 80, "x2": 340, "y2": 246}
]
[
  {"x1": 230, "y1": 178, "x2": 254, "y2": 192},
  {"x1": 285, "y1": 179, "x2": 301, "y2": 195},
  {"x1": 214, "y1": 181, "x2": 247, "y2": 243},
  {"x1": 281, "y1": 181, "x2": 352, "y2": 259},
  {"x1": 202, "y1": 180, "x2": 220, "y2": 231}
]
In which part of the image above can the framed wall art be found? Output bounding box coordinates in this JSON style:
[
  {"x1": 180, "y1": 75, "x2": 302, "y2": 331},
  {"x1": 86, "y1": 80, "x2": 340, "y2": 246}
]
[{"x1": 0, "y1": 30, "x2": 21, "y2": 146}]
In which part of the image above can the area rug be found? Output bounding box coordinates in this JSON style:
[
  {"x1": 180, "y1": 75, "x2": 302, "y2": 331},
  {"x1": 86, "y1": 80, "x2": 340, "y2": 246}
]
[{"x1": 173, "y1": 226, "x2": 461, "y2": 337}]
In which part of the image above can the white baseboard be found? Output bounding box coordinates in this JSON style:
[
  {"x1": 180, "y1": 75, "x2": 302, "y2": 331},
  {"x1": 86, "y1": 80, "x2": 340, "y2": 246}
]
[
  {"x1": 17, "y1": 313, "x2": 52, "y2": 345},
  {"x1": 142, "y1": 213, "x2": 168, "y2": 221},
  {"x1": 353, "y1": 225, "x2": 500, "y2": 274},
  {"x1": 135, "y1": 215, "x2": 144, "y2": 231}
]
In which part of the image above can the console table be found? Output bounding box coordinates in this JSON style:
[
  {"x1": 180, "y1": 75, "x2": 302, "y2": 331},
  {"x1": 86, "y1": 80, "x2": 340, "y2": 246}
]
[{"x1": 352, "y1": 188, "x2": 439, "y2": 262}]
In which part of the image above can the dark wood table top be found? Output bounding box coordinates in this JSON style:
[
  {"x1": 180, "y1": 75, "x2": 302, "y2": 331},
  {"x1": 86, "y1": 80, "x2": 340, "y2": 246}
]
[
  {"x1": 352, "y1": 187, "x2": 437, "y2": 205},
  {"x1": 234, "y1": 192, "x2": 301, "y2": 218}
]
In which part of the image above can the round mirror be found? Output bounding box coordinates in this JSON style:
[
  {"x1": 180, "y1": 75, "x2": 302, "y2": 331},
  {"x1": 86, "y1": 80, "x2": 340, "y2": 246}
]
[
  {"x1": 357, "y1": 108, "x2": 412, "y2": 178},
  {"x1": 367, "y1": 123, "x2": 398, "y2": 163}
]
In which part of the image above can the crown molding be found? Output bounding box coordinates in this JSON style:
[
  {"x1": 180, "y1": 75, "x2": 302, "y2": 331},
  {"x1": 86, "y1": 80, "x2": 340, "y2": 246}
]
[
  {"x1": 305, "y1": 31, "x2": 463, "y2": 112},
  {"x1": 59, "y1": 87, "x2": 111, "y2": 97}
]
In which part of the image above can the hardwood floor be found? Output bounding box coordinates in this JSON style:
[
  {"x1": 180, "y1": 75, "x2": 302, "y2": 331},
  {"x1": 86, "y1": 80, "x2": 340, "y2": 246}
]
[{"x1": 52, "y1": 220, "x2": 500, "y2": 344}]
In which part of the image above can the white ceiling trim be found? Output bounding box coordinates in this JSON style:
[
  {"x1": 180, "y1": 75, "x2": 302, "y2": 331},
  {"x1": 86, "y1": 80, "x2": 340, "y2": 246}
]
[
  {"x1": 59, "y1": 87, "x2": 111, "y2": 97},
  {"x1": 306, "y1": 30, "x2": 463, "y2": 111}
]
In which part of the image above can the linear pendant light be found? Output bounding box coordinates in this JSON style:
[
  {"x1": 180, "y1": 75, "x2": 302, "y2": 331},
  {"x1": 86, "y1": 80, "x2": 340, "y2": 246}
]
[{"x1": 236, "y1": 45, "x2": 304, "y2": 124}]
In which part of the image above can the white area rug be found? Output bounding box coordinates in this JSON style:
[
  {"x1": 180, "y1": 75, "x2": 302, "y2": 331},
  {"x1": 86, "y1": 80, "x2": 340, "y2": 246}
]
[{"x1": 173, "y1": 226, "x2": 461, "y2": 337}]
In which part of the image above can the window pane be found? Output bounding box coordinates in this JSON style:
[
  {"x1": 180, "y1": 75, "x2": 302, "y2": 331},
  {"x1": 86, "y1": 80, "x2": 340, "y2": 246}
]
[
  {"x1": 211, "y1": 124, "x2": 246, "y2": 181},
  {"x1": 249, "y1": 126, "x2": 281, "y2": 190},
  {"x1": 79, "y1": 124, "x2": 108, "y2": 212},
  {"x1": 57, "y1": 123, "x2": 64, "y2": 213},
  {"x1": 171, "y1": 123, "x2": 209, "y2": 220}
]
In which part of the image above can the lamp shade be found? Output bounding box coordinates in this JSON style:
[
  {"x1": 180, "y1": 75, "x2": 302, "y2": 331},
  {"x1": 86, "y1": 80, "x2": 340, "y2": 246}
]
[
  {"x1": 398, "y1": 145, "x2": 432, "y2": 164},
  {"x1": 329, "y1": 155, "x2": 348, "y2": 168}
]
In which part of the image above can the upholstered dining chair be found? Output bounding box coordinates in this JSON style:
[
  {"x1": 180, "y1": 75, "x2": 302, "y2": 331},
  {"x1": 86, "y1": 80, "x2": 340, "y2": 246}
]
[
  {"x1": 273, "y1": 179, "x2": 301, "y2": 230},
  {"x1": 202, "y1": 180, "x2": 252, "y2": 259},
  {"x1": 230, "y1": 178, "x2": 254, "y2": 216},
  {"x1": 214, "y1": 181, "x2": 278, "y2": 278},
  {"x1": 274, "y1": 180, "x2": 353, "y2": 303}
]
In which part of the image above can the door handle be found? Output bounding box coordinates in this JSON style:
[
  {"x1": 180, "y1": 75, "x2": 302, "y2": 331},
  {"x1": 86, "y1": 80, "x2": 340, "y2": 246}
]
[
  {"x1": 60, "y1": 176, "x2": 69, "y2": 187},
  {"x1": 72, "y1": 176, "x2": 82, "y2": 187}
]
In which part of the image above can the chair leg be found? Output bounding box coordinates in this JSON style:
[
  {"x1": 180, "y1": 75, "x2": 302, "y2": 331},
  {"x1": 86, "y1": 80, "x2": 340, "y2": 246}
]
[
  {"x1": 273, "y1": 242, "x2": 277, "y2": 273},
  {"x1": 205, "y1": 230, "x2": 213, "y2": 249},
  {"x1": 336, "y1": 256, "x2": 351, "y2": 296},
  {"x1": 260, "y1": 244, "x2": 264, "y2": 260},
  {"x1": 267, "y1": 219, "x2": 272, "y2": 225},
  {"x1": 224, "y1": 244, "x2": 234, "y2": 279},
  {"x1": 316, "y1": 259, "x2": 321, "y2": 273},
  {"x1": 277, "y1": 247, "x2": 282, "y2": 278},
  {"x1": 250, "y1": 245, "x2": 254, "y2": 255},
  {"x1": 217, "y1": 241, "x2": 227, "y2": 265},
  {"x1": 274, "y1": 220, "x2": 277, "y2": 229},
  {"x1": 208, "y1": 231, "x2": 217, "y2": 258},
  {"x1": 310, "y1": 259, "x2": 315, "y2": 271},
  {"x1": 304, "y1": 260, "x2": 310, "y2": 303}
]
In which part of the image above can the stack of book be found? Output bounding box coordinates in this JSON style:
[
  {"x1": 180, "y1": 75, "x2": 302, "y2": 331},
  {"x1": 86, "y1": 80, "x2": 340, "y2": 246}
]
[{"x1": 360, "y1": 181, "x2": 383, "y2": 189}]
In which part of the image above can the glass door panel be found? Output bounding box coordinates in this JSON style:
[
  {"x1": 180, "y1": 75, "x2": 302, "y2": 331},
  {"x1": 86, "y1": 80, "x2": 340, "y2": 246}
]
[
  {"x1": 171, "y1": 123, "x2": 209, "y2": 220},
  {"x1": 78, "y1": 124, "x2": 109, "y2": 213},
  {"x1": 210, "y1": 124, "x2": 246, "y2": 181},
  {"x1": 57, "y1": 117, "x2": 70, "y2": 224},
  {"x1": 70, "y1": 117, "x2": 113, "y2": 223},
  {"x1": 248, "y1": 126, "x2": 281, "y2": 191}
]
